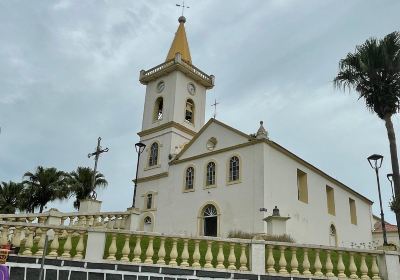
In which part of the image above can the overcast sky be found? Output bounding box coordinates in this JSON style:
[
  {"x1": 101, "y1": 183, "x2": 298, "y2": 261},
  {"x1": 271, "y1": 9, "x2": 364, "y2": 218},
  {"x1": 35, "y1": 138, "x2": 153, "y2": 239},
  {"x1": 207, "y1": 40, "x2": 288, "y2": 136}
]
[{"x1": 1, "y1": 0, "x2": 400, "y2": 224}]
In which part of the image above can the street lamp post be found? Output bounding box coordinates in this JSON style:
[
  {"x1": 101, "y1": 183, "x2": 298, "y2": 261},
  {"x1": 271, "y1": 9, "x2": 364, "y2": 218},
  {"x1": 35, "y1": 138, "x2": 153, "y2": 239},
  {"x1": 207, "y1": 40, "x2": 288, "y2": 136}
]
[
  {"x1": 367, "y1": 154, "x2": 388, "y2": 246},
  {"x1": 387, "y1": 173, "x2": 395, "y2": 199},
  {"x1": 132, "y1": 142, "x2": 146, "y2": 208}
]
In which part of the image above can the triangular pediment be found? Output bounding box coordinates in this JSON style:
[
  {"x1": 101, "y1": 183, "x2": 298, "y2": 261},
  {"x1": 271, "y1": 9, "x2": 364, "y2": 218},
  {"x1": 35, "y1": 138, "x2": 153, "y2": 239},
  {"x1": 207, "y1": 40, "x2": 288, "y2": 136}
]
[{"x1": 173, "y1": 119, "x2": 251, "y2": 161}]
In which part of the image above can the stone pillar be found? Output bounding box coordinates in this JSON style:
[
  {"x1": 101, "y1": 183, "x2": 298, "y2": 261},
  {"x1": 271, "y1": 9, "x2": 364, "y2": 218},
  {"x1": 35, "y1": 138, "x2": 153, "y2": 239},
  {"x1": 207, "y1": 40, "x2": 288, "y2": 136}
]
[
  {"x1": 85, "y1": 230, "x2": 107, "y2": 262},
  {"x1": 264, "y1": 206, "x2": 290, "y2": 235},
  {"x1": 250, "y1": 238, "x2": 265, "y2": 274},
  {"x1": 377, "y1": 251, "x2": 400, "y2": 280},
  {"x1": 44, "y1": 208, "x2": 63, "y2": 226},
  {"x1": 79, "y1": 199, "x2": 102, "y2": 213},
  {"x1": 125, "y1": 207, "x2": 141, "y2": 231}
]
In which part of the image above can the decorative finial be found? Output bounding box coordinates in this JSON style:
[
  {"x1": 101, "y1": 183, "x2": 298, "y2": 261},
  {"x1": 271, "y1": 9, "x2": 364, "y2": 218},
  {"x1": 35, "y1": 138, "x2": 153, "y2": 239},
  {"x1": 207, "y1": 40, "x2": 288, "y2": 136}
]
[
  {"x1": 176, "y1": 1, "x2": 190, "y2": 17},
  {"x1": 256, "y1": 120, "x2": 268, "y2": 139},
  {"x1": 178, "y1": 16, "x2": 186, "y2": 23}
]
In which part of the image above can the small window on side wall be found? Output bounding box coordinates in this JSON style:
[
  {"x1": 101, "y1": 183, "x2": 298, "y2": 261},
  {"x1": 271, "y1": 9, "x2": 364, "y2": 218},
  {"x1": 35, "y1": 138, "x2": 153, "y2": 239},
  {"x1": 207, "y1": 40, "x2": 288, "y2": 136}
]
[
  {"x1": 349, "y1": 198, "x2": 357, "y2": 225},
  {"x1": 149, "y1": 142, "x2": 159, "y2": 167},
  {"x1": 146, "y1": 194, "x2": 153, "y2": 209},
  {"x1": 185, "y1": 167, "x2": 194, "y2": 190},
  {"x1": 228, "y1": 156, "x2": 240, "y2": 182},
  {"x1": 297, "y1": 169, "x2": 308, "y2": 203},
  {"x1": 206, "y1": 162, "x2": 216, "y2": 186}
]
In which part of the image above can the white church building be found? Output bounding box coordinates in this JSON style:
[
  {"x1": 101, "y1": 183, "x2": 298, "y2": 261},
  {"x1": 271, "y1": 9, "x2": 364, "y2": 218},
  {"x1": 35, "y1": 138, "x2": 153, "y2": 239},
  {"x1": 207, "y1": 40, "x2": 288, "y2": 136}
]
[{"x1": 134, "y1": 16, "x2": 375, "y2": 247}]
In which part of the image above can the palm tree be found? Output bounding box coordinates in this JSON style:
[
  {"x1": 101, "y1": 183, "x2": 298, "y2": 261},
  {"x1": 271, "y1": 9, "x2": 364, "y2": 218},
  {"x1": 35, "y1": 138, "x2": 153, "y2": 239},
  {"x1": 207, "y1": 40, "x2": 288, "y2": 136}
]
[
  {"x1": 0, "y1": 181, "x2": 23, "y2": 214},
  {"x1": 69, "y1": 167, "x2": 108, "y2": 209},
  {"x1": 334, "y1": 31, "x2": 400, "y2": 240},
  {"x1": 23, "y1": 166, "x2": 70, "y2": 213}
]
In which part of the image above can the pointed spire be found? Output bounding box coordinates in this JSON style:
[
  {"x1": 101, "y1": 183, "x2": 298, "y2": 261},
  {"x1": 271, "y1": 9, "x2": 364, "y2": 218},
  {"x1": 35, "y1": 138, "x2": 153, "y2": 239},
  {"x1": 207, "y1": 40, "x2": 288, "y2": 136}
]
[
  {"x1": 256, "y1": 121, "x2": 268, "y2": 139},
  {"x1": 166, "y1": 16, "x2": 192, "y2": 64}
]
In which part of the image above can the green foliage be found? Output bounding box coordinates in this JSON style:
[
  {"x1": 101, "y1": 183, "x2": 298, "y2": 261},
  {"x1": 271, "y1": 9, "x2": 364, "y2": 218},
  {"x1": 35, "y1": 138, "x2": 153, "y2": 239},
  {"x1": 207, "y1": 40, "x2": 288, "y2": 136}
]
[
  {"x1": 69, "y1": 167, "x2": 108, "y2": 209},
  {"x1": 22, "y1": 166, "x2": 70, "y2": 213},
  {"x1": 389, "y1": 196, "x2": 400, "y2": 214},
  {"x1": 334, "y1": 31, "x2": 400, "y2": 119},
  {"x1": 227, "y1": 230, "x2": 295, "y2": 243},
  {"x1": 0, "y1": 181, "x2": 23, "y2": 214}
]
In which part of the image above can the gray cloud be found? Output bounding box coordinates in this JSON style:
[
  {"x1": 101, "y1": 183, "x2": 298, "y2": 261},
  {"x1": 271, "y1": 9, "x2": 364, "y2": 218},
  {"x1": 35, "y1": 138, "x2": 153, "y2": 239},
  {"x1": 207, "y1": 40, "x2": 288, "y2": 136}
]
[{"x1": 1, "y1": 0, "x2": 400, "y2": 223}]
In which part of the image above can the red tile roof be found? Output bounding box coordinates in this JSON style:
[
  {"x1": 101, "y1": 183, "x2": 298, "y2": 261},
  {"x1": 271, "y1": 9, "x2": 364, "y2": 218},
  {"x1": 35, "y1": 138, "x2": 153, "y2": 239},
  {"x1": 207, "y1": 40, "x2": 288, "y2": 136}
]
[{"x1": 374, "y1": 221, "x2": 398, "y2": 232}]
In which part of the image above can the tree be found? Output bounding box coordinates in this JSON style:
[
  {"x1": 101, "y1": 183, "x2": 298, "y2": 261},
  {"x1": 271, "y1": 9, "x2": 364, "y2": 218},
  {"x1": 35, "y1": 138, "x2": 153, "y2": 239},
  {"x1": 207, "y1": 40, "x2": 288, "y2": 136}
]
[
  {"x1": 69, "y1": 167, "x2": 108, "y2": 209},
  {"x1": 0, "y1": 181, "x2": 23, "y2": 214},
  {"x1": 23, "y1": 166, "x2": 70, "y2": 213},
  {"x1": 334, "y1": 31, "x2": 400, "y2": 240}
]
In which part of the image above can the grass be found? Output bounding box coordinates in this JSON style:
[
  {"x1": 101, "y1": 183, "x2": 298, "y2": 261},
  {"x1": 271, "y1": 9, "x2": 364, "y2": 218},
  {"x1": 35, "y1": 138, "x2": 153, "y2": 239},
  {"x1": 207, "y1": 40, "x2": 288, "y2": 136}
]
[{"x1": 19, "y1": 233, "x2": 374, "y2": 278}]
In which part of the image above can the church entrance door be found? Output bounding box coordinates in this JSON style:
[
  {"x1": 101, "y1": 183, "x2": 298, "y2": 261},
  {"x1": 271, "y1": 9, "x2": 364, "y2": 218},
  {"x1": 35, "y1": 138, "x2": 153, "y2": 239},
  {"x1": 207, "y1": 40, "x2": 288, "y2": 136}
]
[{"x1": 203, "y1": 204, "x2": 218, "y2": 237}]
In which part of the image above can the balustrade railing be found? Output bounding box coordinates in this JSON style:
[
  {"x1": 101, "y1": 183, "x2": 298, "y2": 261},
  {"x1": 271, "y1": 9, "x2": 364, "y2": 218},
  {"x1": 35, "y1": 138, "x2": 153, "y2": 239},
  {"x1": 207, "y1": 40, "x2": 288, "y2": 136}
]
[
  {"x1": 264, "y1": 241, "x2": 382, "y2": 279},
  {"x1": 102, "y1": 231, "x2": 250, "y2": 270},
  {"x1": 0, "y1": 220, "x2": 393, "y2": 279},
  {"x1": 0, "y1": 222, "x2": 88, "y2": 260},
  {"x1": 0, "y1": 211, "x2": 128, "y2": 230}
]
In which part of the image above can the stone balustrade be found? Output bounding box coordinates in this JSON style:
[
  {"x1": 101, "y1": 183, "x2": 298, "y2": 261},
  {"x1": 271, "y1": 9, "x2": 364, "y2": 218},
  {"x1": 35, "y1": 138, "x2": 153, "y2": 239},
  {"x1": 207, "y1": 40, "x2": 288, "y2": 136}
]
[
  {"x1": 1, "y1": 220, "x2": 398, "y2": 279},
  {"x1": 0, "y1": 211, "x2": 129, "y2": 230}
]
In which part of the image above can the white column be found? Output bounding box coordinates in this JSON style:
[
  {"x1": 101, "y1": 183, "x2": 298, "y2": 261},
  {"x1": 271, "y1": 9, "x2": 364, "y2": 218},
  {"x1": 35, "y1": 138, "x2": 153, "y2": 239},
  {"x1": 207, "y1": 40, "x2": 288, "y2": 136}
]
[
  {"x1": 377, "y1": 251, "x2": 400, "y2": 280},
  {"x1": 85, "y1": 230, "x2": 106, "y2": 262},
  {"x1": 250, "y1": 240, "x2": 265, "y2": 274}
]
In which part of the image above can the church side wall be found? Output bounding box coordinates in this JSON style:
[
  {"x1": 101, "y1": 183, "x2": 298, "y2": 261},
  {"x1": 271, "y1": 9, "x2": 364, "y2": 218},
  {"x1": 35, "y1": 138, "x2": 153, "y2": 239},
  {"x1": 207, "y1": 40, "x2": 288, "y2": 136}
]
[
  {"x1": 264, "y1": 144, "x2": 374, "y2": 247},
  {"x1": 135, "y1": 143, "x2": 265, "y2": 237}
]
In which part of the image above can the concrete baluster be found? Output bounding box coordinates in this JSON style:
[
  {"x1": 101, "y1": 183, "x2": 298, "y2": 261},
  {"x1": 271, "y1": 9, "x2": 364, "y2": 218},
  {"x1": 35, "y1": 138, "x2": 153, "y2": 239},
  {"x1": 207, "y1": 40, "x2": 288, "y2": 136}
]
[
  {"x1": 60, "y1": 216, "x2": 67, "y2": 226},
  {"x1": 11, "y1": 226, "x2": 22, "y2": 248},
  {"x1": 35, "y1": 229, "x2": 47, "y2": 256},
  {"x1": 121, "y1": 234, "x2": 131, "y2": 262},
  {"x1": 68, "y1": 216, "x2": 74, "y2": 226},
  {"x1": 74, "y1": 231, "x2": 85, "y2": 260},
  {"x1": 337, "y1": 251, "x2": 346, "y2": 279},
  {"x1": 87, "y1": 215, "x2": 94, "y2": 227},
  {"x1": 181, "y1": 239, "x2": 189, "y2": 267},
  {"x1": 132, "y1": 235, "x2": 142, "y2": 263},
  {"x1": 228, "y1": 243, "x2": 236, "y2": 270},
  {"x1": 48, "y1": 229, "x2": 60, "y2": 257},
  {"x1": 290, "y1": 247, "x2": 299, "y2": 275},
  {"x1": 62, "y1": 230, "x2": 73, "y2": 258},
  {"x1": 360, "y1": 253, "x2": 370, "y2": 280},
  {"x1": 266, "y1": 245, "x2": 275, "y2": 273},
  {"x1": 192, "y1": 240, "x2": 201, "y2": 268},
  {"x1": 325, "y1": 250, "x2": 334, "y2": 277},
  {"x1": 22, "y1": 227, "x2": 34, "y2": 256},
  {"x1": 371, "y1": 254, "x2": 381, "y2": 280},
  {"x1": 216, "y1": 242, "x2": 225, "y2": 269},
  {"x1": 349, "y1": 252, "x2": 358, "y2": 279},
  {"x1": 239, "y1": 243, "x2": 248, "y2": 271},
  {"x1": 114, "y1": 215, "x2": 122, "y2": 229},
  {"x1": 0, "y1": 225, "x2": 9, "y2": 246},
  {"x1": 169, "y1": 238, "x2": 178, "y2": 266},
  {"x1": 145, "y1": 236, "x2": 154, "y2": 264},
  {"x1": 106, "y1": 234, "x2": 117, "y2": 260},
  {"x1": 314, "y1": 249, "x2": 323, "y2": 277},
  {"x1": 157, "y1": 237, "x2": 166, "y2": 264},
  {"x1": 302, "y1": 248, "x2": 311, "y2": 276},
  {"x1": 278, "y1": 246, "x2": 288, "y2": 275},
  {"x1": 204, "y1": 240, "x2": 213, "y2": 268}
]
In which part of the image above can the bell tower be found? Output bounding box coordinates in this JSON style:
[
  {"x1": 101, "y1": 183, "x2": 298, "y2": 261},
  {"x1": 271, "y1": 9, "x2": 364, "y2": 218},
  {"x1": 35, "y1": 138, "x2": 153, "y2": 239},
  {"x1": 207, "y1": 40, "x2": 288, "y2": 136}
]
[{"x1": 137, "y1": 16, "x2": 215, "y2": 178}]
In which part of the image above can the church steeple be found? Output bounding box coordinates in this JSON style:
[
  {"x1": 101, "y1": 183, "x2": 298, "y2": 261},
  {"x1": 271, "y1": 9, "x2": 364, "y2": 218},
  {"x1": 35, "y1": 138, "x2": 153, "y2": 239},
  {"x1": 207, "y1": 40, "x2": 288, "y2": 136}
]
[{"x1": 166, "y1": 16, "x2": 192, "y2": 64}]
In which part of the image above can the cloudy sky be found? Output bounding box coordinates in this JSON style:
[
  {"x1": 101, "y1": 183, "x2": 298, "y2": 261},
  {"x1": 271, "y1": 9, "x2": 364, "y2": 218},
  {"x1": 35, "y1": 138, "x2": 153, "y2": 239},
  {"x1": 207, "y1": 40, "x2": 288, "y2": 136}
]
[{"x1": 1, "y1": 0, "x2": 400, "y2": 224}]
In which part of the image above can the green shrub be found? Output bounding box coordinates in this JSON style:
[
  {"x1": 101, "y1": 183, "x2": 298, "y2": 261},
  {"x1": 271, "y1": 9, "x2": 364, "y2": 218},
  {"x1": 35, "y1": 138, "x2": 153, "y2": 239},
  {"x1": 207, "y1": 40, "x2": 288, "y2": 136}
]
[{"x1": 227, "y1": 230, "x2": 295, "y2": 243}]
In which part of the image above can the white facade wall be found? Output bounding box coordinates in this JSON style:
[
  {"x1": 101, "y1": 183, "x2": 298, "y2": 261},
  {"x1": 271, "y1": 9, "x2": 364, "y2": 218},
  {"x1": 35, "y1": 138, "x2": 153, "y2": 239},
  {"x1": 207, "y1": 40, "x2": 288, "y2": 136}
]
[
  {"x1": 135, "y1": 142, "x2": 265, "y2": 236},
  {"x1": 263, "y1": 144, "x2": 374, "y2": 246}
]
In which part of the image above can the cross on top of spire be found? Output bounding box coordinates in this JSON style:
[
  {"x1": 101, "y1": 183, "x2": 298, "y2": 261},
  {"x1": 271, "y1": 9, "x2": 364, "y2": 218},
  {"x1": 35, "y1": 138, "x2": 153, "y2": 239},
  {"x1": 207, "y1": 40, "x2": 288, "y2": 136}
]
[{"x1": 176, "y1": 1, "x2": 190, "y2": 17}]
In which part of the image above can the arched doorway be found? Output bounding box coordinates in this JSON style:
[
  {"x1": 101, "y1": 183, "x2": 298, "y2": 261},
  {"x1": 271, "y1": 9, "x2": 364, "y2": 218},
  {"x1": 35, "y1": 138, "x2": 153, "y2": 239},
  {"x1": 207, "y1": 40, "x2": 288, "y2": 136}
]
[
  {"x1": 329, "y1": 224, "x2": 338, "y2": 246},
  {"x1": 203, "y1": 204, "x2": 218, "y2": 236}
]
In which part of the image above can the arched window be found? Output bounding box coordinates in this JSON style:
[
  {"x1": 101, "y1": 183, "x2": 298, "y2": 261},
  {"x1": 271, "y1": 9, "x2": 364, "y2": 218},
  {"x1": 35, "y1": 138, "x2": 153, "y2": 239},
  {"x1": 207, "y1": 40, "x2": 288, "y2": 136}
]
[
  {"x1": 148, "y1": 142, "x2": 159, "y2": 166},
  {"x1": 144, "y1": 216, "x2": 152, "y2": 224},
  {"x1": 185, "y1": 167, "x2": 194, "y2": 190},
  {"x1": 206, "y1": 162, "x2": 216, "y2": 186},
  {"x1": 154, "y1": 97, "x2": 163, "y2": 121},
  {"x1": 329, "y1": 224, "x2": 338, "y2": 246},
  {"x1": 229, "y1": 156, "x2": 240, "y2": 182},
  {"x1": 185, "y1": 99, "x2": 195, "y2": 123},
  {"x1": 203, "y1": 204, "x2": 218, "y2": 236},
  {"x1": 146, "y1": 194, "x2": 153, "y2": 209}
]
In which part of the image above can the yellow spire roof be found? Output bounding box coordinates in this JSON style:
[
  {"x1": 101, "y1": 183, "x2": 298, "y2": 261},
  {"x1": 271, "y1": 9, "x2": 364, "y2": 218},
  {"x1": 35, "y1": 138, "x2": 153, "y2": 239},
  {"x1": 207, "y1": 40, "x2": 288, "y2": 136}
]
[{"x1": 166, "y1": 16, "x2": 192, "y2": 64}]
